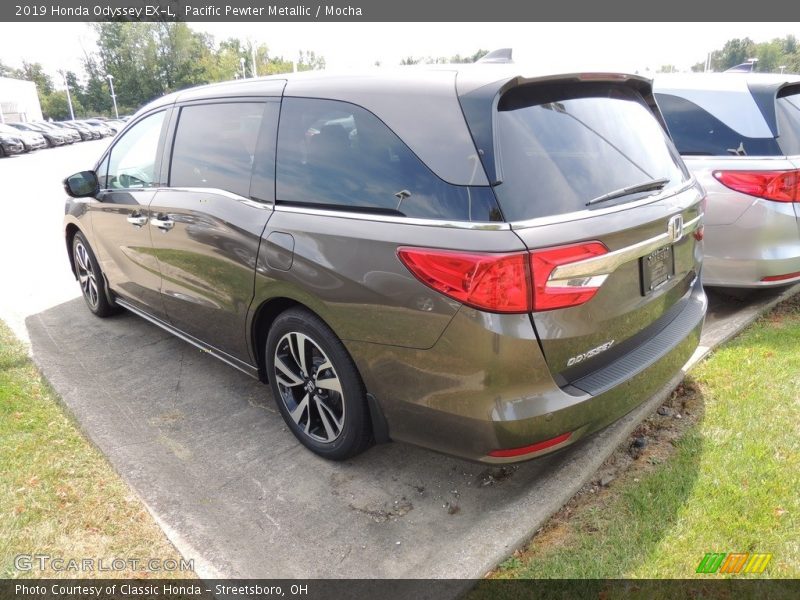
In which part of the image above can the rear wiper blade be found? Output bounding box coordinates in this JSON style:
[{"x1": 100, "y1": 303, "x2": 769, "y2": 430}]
[{"x1": 586, "y1": 177, "x2": 671, "y2": 207}]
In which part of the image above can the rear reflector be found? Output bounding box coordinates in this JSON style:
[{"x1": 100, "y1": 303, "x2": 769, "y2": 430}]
[
  {"x1": 530, "y1": 242, "x2": 609, "y2": 311},
  {"x1": 398, "y1": 242, "x2": 608, "y2": 314},
  {"x1": 761, "y1": 271, "x2": 800, "y2": 282},
  {"x1": 713, "y1": 169, "x2": 800, "y2": 202},
  {"x1": 488, "y1": 431, "x2": 573, "y2": 458}
]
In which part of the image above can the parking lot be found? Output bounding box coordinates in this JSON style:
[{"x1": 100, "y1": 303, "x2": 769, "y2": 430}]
[{"x1": 1, "y1": 142, "x2": 797, "y2": 581}]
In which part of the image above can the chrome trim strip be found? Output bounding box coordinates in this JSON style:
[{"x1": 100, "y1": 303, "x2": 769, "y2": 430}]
[
  {"x1": 545, "y1": 274, "x2": 609, "y2": 290},
  {"x1": 158, "y1": 187, "x2": 273, "y2": 210},
  {"x1": 115, "y1": 298, "x2": 260, "y2": 379},
  {"x1": 548, "y1": 214, "x2": 703, "y2": 282},
  {"x1": 273, "y1": 204, "x2": 511, "y2": 230},
  {"x1": 509, "y1": 180, "x2": 699, "y2": 230}
]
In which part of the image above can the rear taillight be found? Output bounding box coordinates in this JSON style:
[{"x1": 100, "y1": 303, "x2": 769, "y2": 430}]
[
  {"x1": 529, "y1": 242, "x2": 609, "y2": 311},
  {"x1": 397, "y1": 248, "x2": 531, "y2": 313},
  {"x1": 397, "y1": 241, "x2": 609, "y2": 314},
  {"x1": 713, "y1": 169, "x2": 800, "y2": 202}
]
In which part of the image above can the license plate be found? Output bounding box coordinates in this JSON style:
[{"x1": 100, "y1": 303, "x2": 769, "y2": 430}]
[{"x1": 641, "y1": 245, "x2": 675, "y2": 294}]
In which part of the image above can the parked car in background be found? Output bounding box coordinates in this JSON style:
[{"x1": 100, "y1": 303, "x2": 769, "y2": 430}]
[
  {"x1": 102, "y1": 119, "x2": 126, "y2": 134},
  {"x1": 8, "y1": 121, "x2": 66, "y2": 147},
  {"x1": 0, "y1": 123, "x2": 46, "y2": 151},
  {"x1": 62, "y1": 67, "x2": 706, "y2": 462},
  {"x1": 655, "y1": 73, "x2": 800, "y2": 288},
  {"x1": 82, "y1": 118, "x2": 115, "y2": 136},
  {"x1": 36, "y1": 121, "x2": 81, "y2": 144},
  {"x1": 59, "y1": 121, "x2": 96, "y2": 141},
  {"x1": 0, "y1": 130, "x2": 25, "y2": 156}
]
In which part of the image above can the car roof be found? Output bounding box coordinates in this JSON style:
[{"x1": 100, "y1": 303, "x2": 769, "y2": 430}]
[{"x1": 654, "y1": 72, "x2": 800, "y2": 93}]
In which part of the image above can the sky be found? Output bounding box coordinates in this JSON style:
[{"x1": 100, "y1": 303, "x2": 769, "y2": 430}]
[{"x1": 0, "y1": 22, "x2": 798, "y2": 85}]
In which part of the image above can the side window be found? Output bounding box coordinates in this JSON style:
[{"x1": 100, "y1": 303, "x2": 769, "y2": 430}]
[
  {"x1": 106, "y1": 111, "x2": 165, "y2": 189},
  {"x1": 276, "y1": 97, "x2": 501, "y2": 221},
  {"x1": 656, "y1": 93, "x2": 781, "y2": 157},
  {"x1": 170, "y1": 102, "x2": 265, "y2": 198}
]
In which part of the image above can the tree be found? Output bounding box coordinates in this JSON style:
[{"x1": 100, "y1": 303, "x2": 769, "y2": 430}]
[
  {"x1": 711, "y1": 38, "x2": 757, "y2": 71},
  {"x1": 695, "y1": 35, "x2": 800, "y2": 74},
  {"x1": 691, "y1": 61, "x2": 706, "y2": 73},
  {"x1": 43, "y1": 91, "x2": 84, "y2": 121},
  {"x1": 657, "y1": 65, "x2": 677, "y2": 73},
  {"x1": 0, "y1": 60, "x2": 21, "y2": 79}
]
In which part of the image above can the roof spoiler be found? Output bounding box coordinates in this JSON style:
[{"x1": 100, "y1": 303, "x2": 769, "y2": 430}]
[{"x1": 477, "y1": 48, "x2": 513, "y2": 64}]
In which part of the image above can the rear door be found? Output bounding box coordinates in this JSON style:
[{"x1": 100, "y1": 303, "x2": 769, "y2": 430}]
[
  {"x1": 148, "y1": 99, "x2": 279, "y2": 362},
  {"x1": 490, "y1": 81, "x2": 704, "y2": 382}
]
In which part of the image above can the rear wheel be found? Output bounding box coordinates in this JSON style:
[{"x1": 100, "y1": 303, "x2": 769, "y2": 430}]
[
  {"x1": 72, "y1": 232, "x2": 119, "y2": 317},
  {"x1": 266, "y1": 308, "x2": 372, "y2": 460}
]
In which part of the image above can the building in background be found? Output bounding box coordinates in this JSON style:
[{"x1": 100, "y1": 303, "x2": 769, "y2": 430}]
[{"x1": 0, "y1": 77, "x2": 43, "y2": 123}]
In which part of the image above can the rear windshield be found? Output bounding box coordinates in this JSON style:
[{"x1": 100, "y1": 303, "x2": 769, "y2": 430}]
[
  {"x1": 777, "y1": 90, "x2": 800, "y2": 156},
  {"x1": 656, "y1": 93, "x2": 782, "y2": 157},
  {"x1": 494, "y1": 83, "x2": 689, "y2": 221}
]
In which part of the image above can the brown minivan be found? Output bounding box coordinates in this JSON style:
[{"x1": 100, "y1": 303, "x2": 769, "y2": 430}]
[{"x1": 63, "y1": 64, "x2": 706, "y2": 462}]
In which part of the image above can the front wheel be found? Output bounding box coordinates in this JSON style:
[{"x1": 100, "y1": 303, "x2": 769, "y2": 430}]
[
  {"x1": 72, "y1": 232, "x2": 119, "y2": 317},
  {"x1": 266, "y1": 308, "x2": 372, "y2": 460}
]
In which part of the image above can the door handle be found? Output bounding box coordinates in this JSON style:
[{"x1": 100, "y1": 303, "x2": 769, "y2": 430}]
[
  {"x1": 126, "y1": 214, "x2": 148, "y2": 227},
  {"x1": 150, "y1": 216, "x2": 175, "y2": 232}
]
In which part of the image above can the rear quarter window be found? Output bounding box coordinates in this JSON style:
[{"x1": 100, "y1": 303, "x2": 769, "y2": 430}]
[{"x1": 275, "y1": 97, "x2": 501, "y2": 222}]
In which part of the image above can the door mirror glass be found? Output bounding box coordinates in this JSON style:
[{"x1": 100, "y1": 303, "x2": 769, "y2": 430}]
[{"x1": 64, "y1": 171, "x2": 99, "y2": 198}]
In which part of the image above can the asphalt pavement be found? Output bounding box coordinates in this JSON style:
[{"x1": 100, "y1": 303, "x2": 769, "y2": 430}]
[{"x1": 2, "y1": 143, "x2": 797, "y2": 582}]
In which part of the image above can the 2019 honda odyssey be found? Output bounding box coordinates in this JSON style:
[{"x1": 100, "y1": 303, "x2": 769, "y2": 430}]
[{"x1": 63, "y1": 66, "x2": 706, "y2": 462}]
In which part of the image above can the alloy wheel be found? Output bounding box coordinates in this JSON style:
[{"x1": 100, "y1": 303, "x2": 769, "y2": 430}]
[
  {"x1": 74, "y1": 240, "x2": 99, "y2": 309},
  {"x1": 273, "y1": 332, "x2": 345, "y2": 443}
]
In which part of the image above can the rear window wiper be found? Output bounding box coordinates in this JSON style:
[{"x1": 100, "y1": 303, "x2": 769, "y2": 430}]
[{"x1": 586, "y1": 177, "x2": 671, "y2": 207}]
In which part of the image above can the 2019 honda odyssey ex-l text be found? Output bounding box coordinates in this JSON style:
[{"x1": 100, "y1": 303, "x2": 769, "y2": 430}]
[{"x1": 63, "y1": 66, "x2": 706, "y2": 462}]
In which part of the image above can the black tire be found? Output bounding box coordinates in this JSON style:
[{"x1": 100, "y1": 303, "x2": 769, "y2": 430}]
[
  {"x1": 0, "y1": 146, "x2": 5, "y2": 158},
  {"x1": 266, "y1": 308, "x2": 372, "y2": 460},
  {"x1": 72, "y1": 232, "x2": 119, "y2": 317}
]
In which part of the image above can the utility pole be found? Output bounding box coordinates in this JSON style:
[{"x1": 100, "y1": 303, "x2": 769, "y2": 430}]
[
  {"x1": 106, "y1": 74, "x2": 118, "y2": 118},
  {"x1": 60, "y1": 70, "x2": 75, "y2": 120},
  {"x1": 240, "y1": 57, "x2": 246, "y2": 79},
  {"x1": 251, "y1": 44, "x2": 258, "y2": 77}
]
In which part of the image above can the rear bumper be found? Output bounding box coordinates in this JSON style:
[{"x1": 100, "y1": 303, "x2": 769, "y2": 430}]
[
  {"x1": 703, "y1": 200, "x2": 800, "y2": 288},
  {"x1": 347, "y1": 276, "x2": 706, "y2": 463}
]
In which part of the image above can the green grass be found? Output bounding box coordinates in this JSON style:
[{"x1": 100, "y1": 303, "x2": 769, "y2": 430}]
[
  {"x1": 0, "y1": 322, "x2": 190, "y2": 578},
  {"x1": 489, "y1": 294, "x2": 800, "y2": 581}
]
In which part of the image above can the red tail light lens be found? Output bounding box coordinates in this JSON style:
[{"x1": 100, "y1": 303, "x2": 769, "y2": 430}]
[
  {"x1": 713, "y1": 169, "x2": 800, "y2": 202},
  {"x1": 529, "y1": 242, "x2": 609, "y2": 311},
  {"x1": 397, "y1": 248, "x2": 531, "y2": 313},
  {"x1": 398, "y1": 241, "x2": 609, "y2": 313},
  {"x1": 488, "y1": 431, "x2": 573, "y2": 458},
  {"x1": 761, "y1": 271, "x2": 800, "y2": 283}
]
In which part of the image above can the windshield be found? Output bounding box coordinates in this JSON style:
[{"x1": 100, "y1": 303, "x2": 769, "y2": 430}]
[{"x1": 494, "y1": 82, "x2": 689, "y2": 221}]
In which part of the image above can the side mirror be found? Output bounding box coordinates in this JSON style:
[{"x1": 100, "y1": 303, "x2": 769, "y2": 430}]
[{"x1": 64, "y1": 171, "x2": 99, "y2": 198}]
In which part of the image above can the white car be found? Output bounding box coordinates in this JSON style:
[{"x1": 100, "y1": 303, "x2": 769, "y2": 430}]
[{"x1": 655, "y1": 73, "x2": 800, "y2": 288}]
